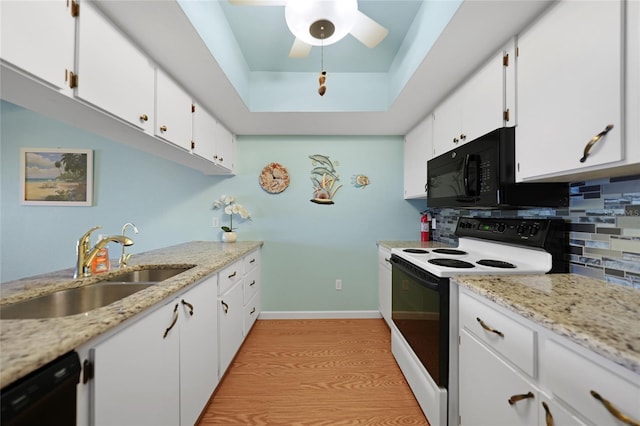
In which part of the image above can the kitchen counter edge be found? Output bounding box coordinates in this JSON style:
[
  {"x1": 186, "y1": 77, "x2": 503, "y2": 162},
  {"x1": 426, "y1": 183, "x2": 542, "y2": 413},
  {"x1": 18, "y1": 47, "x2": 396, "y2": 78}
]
[{"x1": 0, "y1": 241, "x2": 263, "y2": 388}]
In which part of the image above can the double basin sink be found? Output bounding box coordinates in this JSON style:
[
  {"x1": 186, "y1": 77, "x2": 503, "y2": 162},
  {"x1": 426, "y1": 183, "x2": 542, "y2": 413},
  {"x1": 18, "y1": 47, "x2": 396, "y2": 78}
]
[{"x1": 0, "y1": 266, "x2": 193, "y2": 320}]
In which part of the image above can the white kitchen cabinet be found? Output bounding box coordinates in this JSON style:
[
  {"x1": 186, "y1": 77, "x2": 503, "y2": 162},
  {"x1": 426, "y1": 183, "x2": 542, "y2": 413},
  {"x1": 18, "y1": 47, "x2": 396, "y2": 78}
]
[
  {"x1": 0, "y1": 0, "x2": 76, "y2": 93},
  {"x1": 192, "y1": 103, "x2": 235, "y2": 173},
  {"x1": 515, "y1": 0, "x2": 624, "y2": 181},
  {"x1": 91, "y1": 298, "x2": 181, "y2": 426},
  {"x1": 178, "y1": 275, "x2": 219, "y2": 426},
  {"x1": 90, "y1": 275, "x2": 219, "y2": 426},
  {"x1": 76, "y1": 0, "x2": 154, "y2": 131},
  {"x1": 155, "y1": 69, "x2": 193, "y2": 151},
  {"x1": 218, "y1": 250, "x2": 261, "y2": 377},
  {"x1": 459, "y1": 330, "x2": 538, "y2": 426},
  {"x1": 458, "y1": 287, "x2": 640, "y2": 426},
  {"x1": 432, "y1": 43, "x2": 509, "y2": 157},
  {"x1": 377, "y1": 246, "x2": 392, "y2": 326},
  {"x1": 214, "y1": 120, "x2": 236, "y2": 173},
  {"x1": 403, "y1": 115, "x2": 433, "y2": 199}
]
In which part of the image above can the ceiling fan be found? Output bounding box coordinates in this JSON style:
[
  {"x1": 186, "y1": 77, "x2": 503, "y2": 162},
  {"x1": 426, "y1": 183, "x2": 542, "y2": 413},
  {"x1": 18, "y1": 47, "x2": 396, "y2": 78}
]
[{"x1": 229, "y1": 0, "x2": 389, "y2": 58}]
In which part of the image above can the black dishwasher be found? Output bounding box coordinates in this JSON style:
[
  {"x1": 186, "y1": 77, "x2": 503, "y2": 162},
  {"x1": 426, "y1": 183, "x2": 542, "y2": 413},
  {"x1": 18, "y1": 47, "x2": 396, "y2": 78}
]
[{"x1": 1, "y1": 351, "x2": 81, "y2": 426}]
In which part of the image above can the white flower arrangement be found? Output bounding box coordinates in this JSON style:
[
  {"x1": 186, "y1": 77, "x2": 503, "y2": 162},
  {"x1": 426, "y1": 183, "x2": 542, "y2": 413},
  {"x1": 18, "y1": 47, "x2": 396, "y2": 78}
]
[{"x1": 212, "y1": 195, "x2": 251, "y2": 232}]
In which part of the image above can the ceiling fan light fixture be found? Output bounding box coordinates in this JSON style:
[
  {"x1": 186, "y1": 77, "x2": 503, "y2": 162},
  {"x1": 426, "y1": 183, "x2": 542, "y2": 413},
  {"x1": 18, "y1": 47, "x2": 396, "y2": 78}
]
[{"x1": 285, "y1": 0, "x2": 357, "y2": 46}]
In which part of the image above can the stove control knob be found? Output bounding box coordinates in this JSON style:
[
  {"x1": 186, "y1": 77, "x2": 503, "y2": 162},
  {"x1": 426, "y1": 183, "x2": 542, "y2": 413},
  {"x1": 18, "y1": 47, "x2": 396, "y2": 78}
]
[
  {"x1": 529, "y1": 226, "x2": 539, "y2": 236},
  {"x1": 497, "y1": 223, "x2": 506, "y2": 232},
  {"x1": 517, "y1": 225, "x2": 529, "y2": 235}
]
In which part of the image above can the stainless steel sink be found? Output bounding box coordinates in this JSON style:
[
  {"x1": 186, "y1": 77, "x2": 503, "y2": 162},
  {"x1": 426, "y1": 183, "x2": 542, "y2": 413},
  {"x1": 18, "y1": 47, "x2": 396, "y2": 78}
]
[
  {"x1": 0, "y1": 283, "x2": 155, "y2": 319},
  {"x1": 103, "y1": 267, "x2": 192, "y2": 283}
]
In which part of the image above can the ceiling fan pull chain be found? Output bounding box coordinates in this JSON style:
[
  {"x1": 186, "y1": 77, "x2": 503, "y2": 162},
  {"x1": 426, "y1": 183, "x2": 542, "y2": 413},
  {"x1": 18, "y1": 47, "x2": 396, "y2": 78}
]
[{"x1": 318, "y1": 39, "x2": 327, "y2": 96}]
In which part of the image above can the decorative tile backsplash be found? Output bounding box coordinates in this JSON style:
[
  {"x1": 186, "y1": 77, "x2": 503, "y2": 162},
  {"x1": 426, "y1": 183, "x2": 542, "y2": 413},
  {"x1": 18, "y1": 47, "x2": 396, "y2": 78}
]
[{"x1": 428, "y1": 174, "x2": 640, "y2": 288}]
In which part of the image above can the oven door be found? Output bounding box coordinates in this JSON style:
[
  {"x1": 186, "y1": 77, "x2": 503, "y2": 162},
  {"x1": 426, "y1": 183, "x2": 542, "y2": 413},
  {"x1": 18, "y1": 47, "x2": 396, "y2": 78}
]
[{"x1": 390, "y1": 254, "x2": 449, "y2": 388}]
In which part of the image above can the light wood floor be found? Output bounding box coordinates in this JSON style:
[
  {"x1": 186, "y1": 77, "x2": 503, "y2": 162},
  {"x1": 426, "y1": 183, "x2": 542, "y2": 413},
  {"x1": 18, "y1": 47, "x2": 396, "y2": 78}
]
[{"x1": 197, "y1": 318, "x2": 430, "y2": 425}]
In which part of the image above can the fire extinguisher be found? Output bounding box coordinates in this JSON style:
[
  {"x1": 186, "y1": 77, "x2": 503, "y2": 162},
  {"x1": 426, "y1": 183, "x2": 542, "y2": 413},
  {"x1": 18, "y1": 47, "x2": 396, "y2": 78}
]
[{"x1": 421, "y1": 211, "x2": 430, "y2": 242}]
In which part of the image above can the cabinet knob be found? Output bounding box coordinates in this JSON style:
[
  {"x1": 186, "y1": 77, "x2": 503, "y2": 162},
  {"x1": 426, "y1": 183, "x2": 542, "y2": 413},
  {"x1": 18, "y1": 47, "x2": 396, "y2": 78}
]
[
  {"x1": 590, "y1": 390, "x2": 639, "y2": 426},
  {"x1": 580, "y1": 124, "x2": 614, "y2": 163},
  {"x1": 160, "y1": 125, "x2": 168, "y2": 132},
  {"x1": 139, "y1": 114, "x2": 149, "y2": 122},
  {"x1": 460, "y1": 134, "x2": 466, "y2": 140},
  {"x1": 453, "y1": 137, "x2": 459, "y2": 144}
]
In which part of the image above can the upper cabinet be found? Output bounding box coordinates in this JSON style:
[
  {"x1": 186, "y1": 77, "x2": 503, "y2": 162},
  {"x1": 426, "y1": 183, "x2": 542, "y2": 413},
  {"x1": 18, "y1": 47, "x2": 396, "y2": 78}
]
[
  {"x1": 515, "y1": 0, "x2": 632, "y2": 182},
  {"x1": 0, "y1": 0, "x2": 76, "y2": 92},
  {"x1": 192, "y1": 103, "x2": 236, "y2": 174},
  {"x1": 76, "y1": 0, "x2": 155, "y2": 131},
  {"x1": 404, "y1": 115, "x2": 433, "y2": 199},
  {"x1": 155, "y1": 69, "x2": 193, "y2": 151},
  {"x1": 432, "y1": 41, "x2": 514, "y2": 158}
]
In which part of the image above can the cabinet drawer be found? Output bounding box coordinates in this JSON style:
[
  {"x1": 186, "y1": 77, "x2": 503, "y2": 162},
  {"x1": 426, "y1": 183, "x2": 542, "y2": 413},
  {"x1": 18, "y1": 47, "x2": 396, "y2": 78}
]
[
  {"x1": 243, "y1": 250, "x2": 260, "y2": 273},
  {"x1": 244, "y1": 292, "x2": 260, "y2": 335},
  {"x1": 218, "y1": 260, "x2": 242, "y2": 295},
  {"x1": 543, "y1": 339, "x2": 640, "y2": 426},
  {"x1": 459, "y1": 292, "x2": 536, "y2": 377},
  {"x1": 243, "y1": 267, "x2": 259, "y2": 305}
]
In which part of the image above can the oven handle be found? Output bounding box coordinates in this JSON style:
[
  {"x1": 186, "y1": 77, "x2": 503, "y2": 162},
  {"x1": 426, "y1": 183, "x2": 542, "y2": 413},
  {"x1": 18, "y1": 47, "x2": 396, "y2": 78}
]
[{"x1": 390, "y1": 256, "x2": 441, "y2": 291}]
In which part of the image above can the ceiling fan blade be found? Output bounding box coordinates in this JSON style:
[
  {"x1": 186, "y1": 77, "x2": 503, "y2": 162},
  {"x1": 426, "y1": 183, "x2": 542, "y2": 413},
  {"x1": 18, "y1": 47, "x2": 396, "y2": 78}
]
[
  {"x1": 289, "y1": 38, "x2": 312, "y2": 58},
  {"x1": 350, "y1": 10, "x2": 389, "y2": 48},
  {"x1": 228, "y1": 0, "x2": 286, "y2": 5}
]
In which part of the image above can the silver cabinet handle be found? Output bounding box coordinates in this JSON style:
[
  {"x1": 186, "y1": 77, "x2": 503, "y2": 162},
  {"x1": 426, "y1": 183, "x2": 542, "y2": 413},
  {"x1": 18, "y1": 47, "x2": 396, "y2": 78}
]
[{"x1": 580, "y1": 124, "x2": 613, "y2": 163}]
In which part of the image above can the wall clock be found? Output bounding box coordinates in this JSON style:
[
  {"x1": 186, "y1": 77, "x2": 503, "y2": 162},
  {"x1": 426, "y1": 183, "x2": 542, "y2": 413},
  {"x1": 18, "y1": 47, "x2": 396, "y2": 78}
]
[{"x1": 259, "y1": 162, "x2": 290, "y2": 193}]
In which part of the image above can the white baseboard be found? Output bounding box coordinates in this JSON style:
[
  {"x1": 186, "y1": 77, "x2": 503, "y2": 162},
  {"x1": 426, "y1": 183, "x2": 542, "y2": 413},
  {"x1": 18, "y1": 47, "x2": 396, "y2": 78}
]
[{"x1": 258, "y1": 310, "x2": 382, "y2": 320}]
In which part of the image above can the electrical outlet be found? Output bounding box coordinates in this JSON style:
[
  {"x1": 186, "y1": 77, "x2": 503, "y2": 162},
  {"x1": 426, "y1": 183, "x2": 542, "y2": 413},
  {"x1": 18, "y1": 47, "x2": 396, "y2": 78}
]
[
  {"x1": 212, "y1": 217, "x2": 219, "y2": 227},
  {"x1": 335, "y1": 279, "x2": 342, "y2": 290}
]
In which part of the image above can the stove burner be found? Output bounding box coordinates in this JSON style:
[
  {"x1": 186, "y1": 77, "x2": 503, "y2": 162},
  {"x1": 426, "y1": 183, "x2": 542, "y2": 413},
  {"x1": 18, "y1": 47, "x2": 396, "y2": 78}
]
[
  {"x1": 432, "y1": 248, "x2": 467, "y2": 255},
  {"x1": 428, "y1": 258, "x2": 475, "y2": 268},
  {"x1": 403, "y1": 248, "x2": 429, "y2": 254},
  {"x1": 477, "y1": 259, "x2": 517, "y2": 268}
]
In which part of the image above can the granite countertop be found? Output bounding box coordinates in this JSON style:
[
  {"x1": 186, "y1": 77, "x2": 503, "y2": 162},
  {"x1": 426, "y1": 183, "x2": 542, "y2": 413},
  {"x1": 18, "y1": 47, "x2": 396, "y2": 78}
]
[
  {"x1": 453, "y1": 274, "x2": 640, "y2": 374},
  {"x1": 0, "y1": 241, "x2": 263, "y2": 388}
]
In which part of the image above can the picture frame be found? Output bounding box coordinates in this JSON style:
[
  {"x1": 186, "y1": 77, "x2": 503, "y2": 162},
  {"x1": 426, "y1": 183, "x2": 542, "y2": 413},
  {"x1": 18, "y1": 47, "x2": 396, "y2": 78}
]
[{"x1": 20, "y1": 148, "x2": 94, "y2": 206}]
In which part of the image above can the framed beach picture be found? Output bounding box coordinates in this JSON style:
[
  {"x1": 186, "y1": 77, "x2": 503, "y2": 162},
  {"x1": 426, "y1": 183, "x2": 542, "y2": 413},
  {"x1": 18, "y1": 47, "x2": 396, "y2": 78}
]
[{"x1": 20, "y1": 148, "x2": 93, "y2": 206}]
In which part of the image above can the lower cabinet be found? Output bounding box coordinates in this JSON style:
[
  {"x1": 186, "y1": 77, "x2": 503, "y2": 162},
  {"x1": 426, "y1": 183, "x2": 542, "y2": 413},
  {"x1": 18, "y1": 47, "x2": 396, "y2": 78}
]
[
  {"x1": 218, "y1": 249, "x2": 261, "y2": 378},
  {"x1": 458, "y1": 288, "x2": 639, "y2": 426},
  {"x1": 83, "y1": 274, "x2": 219, "y2": 425}
]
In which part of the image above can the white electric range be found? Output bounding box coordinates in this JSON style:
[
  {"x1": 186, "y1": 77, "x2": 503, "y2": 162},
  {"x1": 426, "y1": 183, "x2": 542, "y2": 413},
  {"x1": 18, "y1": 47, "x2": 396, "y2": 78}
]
[{"x1": 389, "y1": 216, "x2": 567, "y2": 426}]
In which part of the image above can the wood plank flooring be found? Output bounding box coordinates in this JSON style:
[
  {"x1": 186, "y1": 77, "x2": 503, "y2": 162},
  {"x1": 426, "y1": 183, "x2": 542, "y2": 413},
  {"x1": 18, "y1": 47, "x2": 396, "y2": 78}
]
[{"x1": 197, "y1": 319, "x2": 429, "y2": 425}]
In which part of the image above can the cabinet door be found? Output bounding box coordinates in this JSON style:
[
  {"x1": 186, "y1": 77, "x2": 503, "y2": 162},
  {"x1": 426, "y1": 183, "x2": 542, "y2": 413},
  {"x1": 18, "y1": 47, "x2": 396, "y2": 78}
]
[
  {"x1": 432, "y1": 88, "x2": 463, "y2": 157},
  {"x1": 92, "y1": 300, "x2": 180, "y2": 426},
  {"x1": 155, "y1": 69, "x2": 193, "y2": 151},
  {"x1": 459, "y1": 330, "x2": 538, "y2": 426},
  {"x1": 218, "y1": 279, "x2": 244, "y2": 377},
  {"x1": 516, "y1": 0, "x2": 623, "y2": 181},
  {"x1": 76, "y1": 1, "x2": 154, "y2": 131},
  {"x1": 462, "y1": 48, "x2": 505, "y2": 143},
  {"x1": 0, "y1": 0, "x2": 75, "y2": 91},
  {"x1": 377, "y1": 247, "x2": 391, "y2": 326},
  {"x1": 179, "y1": 276, "x2": 219, "y2": 426},
  {"x1": 192, "y1": 102, "x2": 217, "y2": 162},
  {"x1": 403, "y1": 115, "x2": 433, "y2": 199},
  {"x1": 214, "y1": 121, "x2": 235, "y2": 173}
]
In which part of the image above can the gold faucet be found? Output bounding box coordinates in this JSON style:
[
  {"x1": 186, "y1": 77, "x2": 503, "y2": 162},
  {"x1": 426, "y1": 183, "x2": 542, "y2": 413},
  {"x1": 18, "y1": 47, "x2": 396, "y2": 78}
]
[
  {"x1": 119, "y1": 222, "x2": 139, "y2": 268},
  {"x1": 74, "y1": 226, "x2": 134, "y2": 278}
]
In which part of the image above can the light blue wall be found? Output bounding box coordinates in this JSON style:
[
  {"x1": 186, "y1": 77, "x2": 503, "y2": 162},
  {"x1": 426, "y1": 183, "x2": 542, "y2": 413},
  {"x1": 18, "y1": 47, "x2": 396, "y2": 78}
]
[{"x1": 0, "y1": 101, "x2": 424, "y2": 312}]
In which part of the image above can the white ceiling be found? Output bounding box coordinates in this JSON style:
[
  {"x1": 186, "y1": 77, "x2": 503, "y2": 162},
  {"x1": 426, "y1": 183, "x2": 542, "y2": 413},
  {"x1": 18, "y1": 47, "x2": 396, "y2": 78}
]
[{"x1": 94, "y1": 0, "x2": 553, "y2": 136}]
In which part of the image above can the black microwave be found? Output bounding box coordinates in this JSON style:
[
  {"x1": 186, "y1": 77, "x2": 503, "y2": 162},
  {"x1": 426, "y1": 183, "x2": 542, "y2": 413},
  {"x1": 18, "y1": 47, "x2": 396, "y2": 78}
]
[{"x1": 427, "y1": 127, "x2": 569, "y2": 209}]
